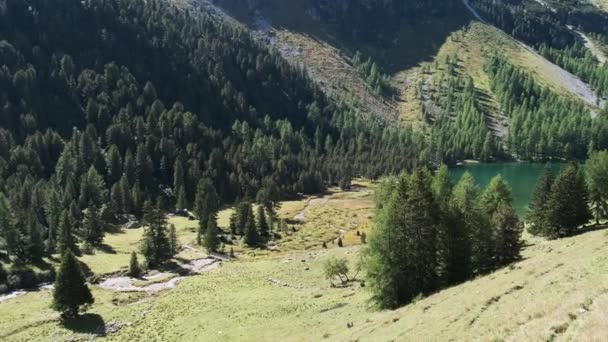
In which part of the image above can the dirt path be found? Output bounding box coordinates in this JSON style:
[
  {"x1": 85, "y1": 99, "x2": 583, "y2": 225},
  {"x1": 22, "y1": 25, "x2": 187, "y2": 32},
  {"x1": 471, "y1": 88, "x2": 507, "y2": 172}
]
[
  {"x1": 98, "y1": 258, "x2": 220, "y2": 293},
  {"x1": 294, "y1": 197, "x2": 329, "y2": 222}
]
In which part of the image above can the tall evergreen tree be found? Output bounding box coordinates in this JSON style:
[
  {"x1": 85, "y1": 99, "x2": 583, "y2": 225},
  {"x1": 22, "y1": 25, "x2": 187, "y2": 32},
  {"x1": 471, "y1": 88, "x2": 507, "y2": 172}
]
[
  {"x1": 244, "y1": 204, "x2": 259, "y2": 247},
  {"x1": 585, "y1": 151, "x2": 608, "y2": 225},
  {"x1": 257, "y1": 205, "x2": 269, "y2": 237},
  {"x1": 366, "y1": 169, "x2": 439, "y2": 308},
  {"x1": 44, "y1": 189, "x2": 63, "y2": 253},
  {"x1": 492, "y1": 201, "x2": 523, "y2": 266},
  {"x1": 57, "y1": 209, "x2": 78, "y2": 256},
  {"x1": 141, "y1": 202, "x2": 171, "y2": 267},
  {"x1": 27, "y1": 214, "x2": 44, "y2": 262},
  {"x1": 0, "y1": 193, "x2": 20, "y2": 258},
  {"x1": 52, "y1": 250, "x2": 94, "y2": 319},
  {"x1": 82, "y1": 203, "x2": 104, "y2": 246},
  {"x1": 547, "y1": 163, "x2": 592, "y2": 238},
  {"x1": 203, "y1": 217, "x2": 221, "y2": 253},
  {"x1": 527, "y1": 166, "x2": 555, "y2": 236},
  {"x1": 169, "y1": 224, "x2": 178, "y2": 257},
  {"x1": 128, "y1": 251, "x2": 141, "y2": 278},
  {"x1": 194, "y1": 179, "x2": 219, "y2": 244}
]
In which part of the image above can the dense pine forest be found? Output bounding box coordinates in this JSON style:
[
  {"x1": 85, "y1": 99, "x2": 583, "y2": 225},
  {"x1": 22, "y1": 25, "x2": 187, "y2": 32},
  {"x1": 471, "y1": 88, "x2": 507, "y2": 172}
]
[{"x1": 0, "y1": 0, "x2": 426, "y2": 289}]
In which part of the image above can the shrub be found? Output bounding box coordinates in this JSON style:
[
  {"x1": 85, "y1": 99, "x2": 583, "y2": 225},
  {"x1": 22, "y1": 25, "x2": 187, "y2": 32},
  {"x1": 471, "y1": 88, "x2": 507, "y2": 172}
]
[{"x1": 323, "y1": 257, "x2": 350, "y2": 286}]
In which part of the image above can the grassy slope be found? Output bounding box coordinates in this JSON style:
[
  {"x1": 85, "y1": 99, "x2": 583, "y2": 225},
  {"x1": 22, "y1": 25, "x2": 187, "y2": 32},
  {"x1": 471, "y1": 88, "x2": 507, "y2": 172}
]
[
  {"x1": 1, "y1": 181, "x2": 607, "y2": 341},
  {"x1": 3, "y1": 228, "x2": 606, "y2": 341}
]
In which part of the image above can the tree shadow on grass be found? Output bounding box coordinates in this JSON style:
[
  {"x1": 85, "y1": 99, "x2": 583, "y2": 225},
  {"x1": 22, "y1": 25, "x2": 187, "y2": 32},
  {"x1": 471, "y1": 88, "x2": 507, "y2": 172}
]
[
  {"x1": 97, "y1": 243, "x2": 117, "y2": 254},
  {"x1": 62, "y1": 313, "x2": 106, "y2": 336}
]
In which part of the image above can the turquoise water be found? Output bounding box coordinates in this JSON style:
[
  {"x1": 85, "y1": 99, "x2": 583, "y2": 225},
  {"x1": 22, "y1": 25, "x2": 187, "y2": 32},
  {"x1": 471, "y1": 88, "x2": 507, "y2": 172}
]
[{"x1": 449, "y1": 162, "x2": 563, "y2": 216}]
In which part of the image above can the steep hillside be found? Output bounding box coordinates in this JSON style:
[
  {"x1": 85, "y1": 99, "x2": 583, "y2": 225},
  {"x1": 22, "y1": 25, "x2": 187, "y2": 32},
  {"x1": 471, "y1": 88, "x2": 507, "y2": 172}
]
[
  {"x1": 205, "y1": 0, "x2": 608, "y2": 162},
  {"x1": 2, "y1": 200, "x2": 606, "y2": 341}
]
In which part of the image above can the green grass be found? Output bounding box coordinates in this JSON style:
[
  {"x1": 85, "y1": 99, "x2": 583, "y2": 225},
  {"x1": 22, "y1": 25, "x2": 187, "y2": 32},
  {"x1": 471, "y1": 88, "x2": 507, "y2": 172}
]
[
  {"x1": 2, "y1": 182, "x2": 608, "y2": 341},
  {"x1": 3, "y1": 228, "x2": 607, "y2": 341}
]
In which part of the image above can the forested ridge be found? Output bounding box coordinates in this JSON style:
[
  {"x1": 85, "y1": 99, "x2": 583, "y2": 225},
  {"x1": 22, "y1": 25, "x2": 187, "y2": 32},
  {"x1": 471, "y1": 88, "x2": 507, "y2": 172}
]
[{"x1": 0, "y1": 0, "x2": 426, "y2": 290}]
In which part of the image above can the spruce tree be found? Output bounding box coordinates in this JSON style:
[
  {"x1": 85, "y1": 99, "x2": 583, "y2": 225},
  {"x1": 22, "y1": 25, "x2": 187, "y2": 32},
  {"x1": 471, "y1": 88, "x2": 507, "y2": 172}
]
[
  {"x1": 82, "y1": 203, "x2": 104, "y2": 246},
  {"x1": 0, "y1": 193, "x2": 19, "y2": 258},
  {"x1": 452, "y1": 172, "x2": 488, "y2": 274},
  {"x1": 52, "y1": 250, "x2": 94, "y2": 319},
  {"x1": 128, "y1": 251, "x2": 141, "y2": 278},
  {"x1": 27, "y1": 214, "x2": 44, "y2": 262},
  {"x1": 366, "y1": 169, "x2": 439, "y2": 309},
  {"x1": 141, "y1": 202, "x2": 171, "y2": 267},
  {"x1": 492, "y1": 201, "x2": 523, "y2": 266},
  {"x1": 57, "y1": 210, "x2": 78, "y2": 256},
  {"x1": 257, "y1": 205, "x2": 269, "y2": 237},
  {"x1": 203, "y1": 217, "x2": 221, "y2": 253},
  {"x1": 527, "y1": 166, "x2": 555, "y2": 236},
  {"x1": 44, "y1": 189, "x2": 63, "y2": 253},
  {"x1": 194, "y1": 179, "x2": 219, "y2": 242},
  {"x1": 547, "y1": 163, "x2": 592, "y2": 238},
  {"x1": 244, "y1": 204, "x2": 259, "y2": 247},
  {"x1": 479, "y1": 175, "x2": 513, "y2": 217},
  {"x1": 585, "y1": 151, "x2": 608, "y2": 225},
  {"x1": 169, "y1": 224, "x2": 178, "y2": 256}
]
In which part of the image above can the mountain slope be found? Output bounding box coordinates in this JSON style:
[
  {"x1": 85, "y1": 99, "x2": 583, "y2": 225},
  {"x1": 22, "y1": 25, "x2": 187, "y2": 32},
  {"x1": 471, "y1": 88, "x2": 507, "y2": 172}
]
[
  {"x1": 204, "y1": 0, "x2": 608, "y2": 162},
  {"x1": 332, "y1": 228, "x2": 608, "y2": 341},
  {"x1": 4, "y1": 222, "x2": 606, "y2": 341}
]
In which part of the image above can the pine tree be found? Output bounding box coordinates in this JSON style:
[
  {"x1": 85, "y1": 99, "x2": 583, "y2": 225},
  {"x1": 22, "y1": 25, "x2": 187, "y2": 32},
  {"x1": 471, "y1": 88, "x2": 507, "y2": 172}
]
[
  {"x1": 257, "y1": 205, "x2": 269, "y2": 237},
  {"x1": 585, "y1": 151, "x2": 608, "y2": 225},
  {"x1": 479, "y1": 175, "x2": 513, "y2": 217},
  {"x1": 141, "y1": 202, "x2": 171, "y2": 267},
  {"x1": 244, "y1": 204, "x2": 259, "y2": 247},
  {"x1": 82, "y1": 203, "x2": 104, "y2": 246},
  {"x1": 492, "y1": 201, "x2": 523, "y2": 266},
  {"x1": 527, "y1": 165, "x2": 555, "y2": 236},
  {"x1": 447, "y1": 173, "x2": 476, "y2": 280},
  {"x1": 169, "y1": 224, "x2": 178, "y2": 256},
  {"x1": 547, "y1": 163, "x2": 592, "y2": 238},
  {"x1": 176, "y1": 186, "x2": 187, "y2": 212},
  {"x1": 0, "y1": 193, "x2": 20, "y2": 258},
  {"x1": 365, "y1": 169, "x2": 439, "y2": 309},
  {"x1": 203, "y1": 217, "x2": 221, "y2": 253},
  {"x1": 173, "y1": 159, "x2": 186, "y2": 210},
  {"x1": 52, "y1": 250, "x2": 94, "y2": 319},
  {"x1": 194, "y1": 179, "x2": 219, "y2": 242},
  {"x1": 128, "y1": 251, "x2": 141, "y2": 278},
  {"x1": 106, "y1": 144, "x2": 122, "y2": 184},
  {"x1": 57, "y1": 210, "x2": 78, "y2": 256},
  {"x1": 44, "y1": 189, "x2": 63, "y2": 253},
  {"x1": 27, "y1": 214, "x2": 44, "y2": 262}
]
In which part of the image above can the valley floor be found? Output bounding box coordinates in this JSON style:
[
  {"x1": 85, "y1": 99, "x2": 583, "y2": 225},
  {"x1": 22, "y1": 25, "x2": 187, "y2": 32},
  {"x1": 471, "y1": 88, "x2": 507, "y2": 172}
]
[{"x1": 1, "y1": 183, "x2": 607, "y2": 341}]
